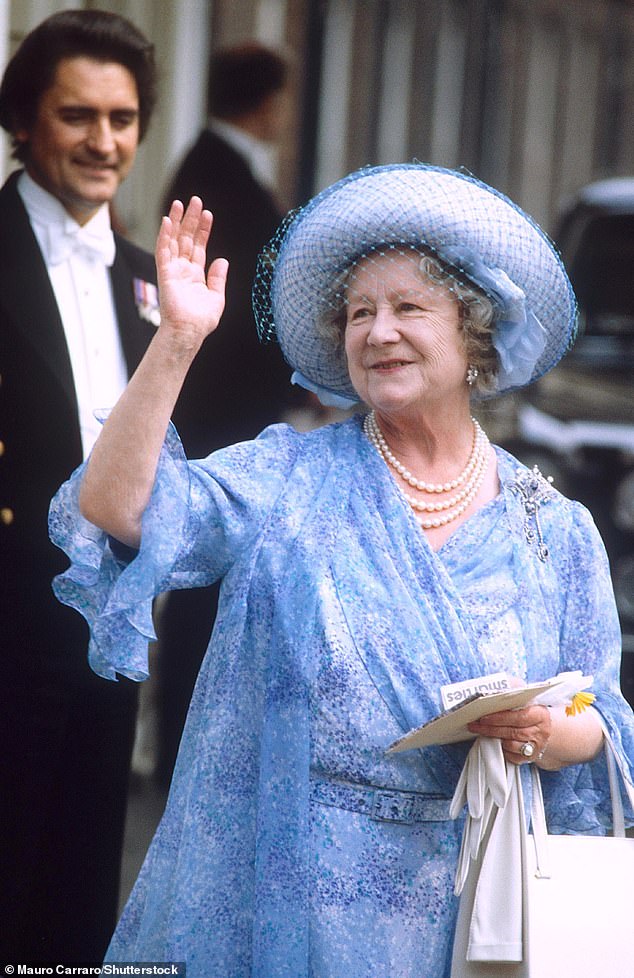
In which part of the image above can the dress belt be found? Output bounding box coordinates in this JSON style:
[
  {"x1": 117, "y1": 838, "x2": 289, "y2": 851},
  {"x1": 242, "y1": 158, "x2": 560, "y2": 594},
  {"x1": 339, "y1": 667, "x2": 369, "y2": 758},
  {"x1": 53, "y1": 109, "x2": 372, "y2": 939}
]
[{"x1": 310, "y1": 777, "x2": 453, "y2": 824}]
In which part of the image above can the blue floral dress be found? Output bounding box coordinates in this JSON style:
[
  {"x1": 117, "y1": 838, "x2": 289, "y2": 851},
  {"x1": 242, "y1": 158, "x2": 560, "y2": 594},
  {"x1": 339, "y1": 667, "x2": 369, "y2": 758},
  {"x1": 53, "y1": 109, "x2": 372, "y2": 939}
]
[{"x1": 49, "y1": 414, "x2": 634, "y2": 978}]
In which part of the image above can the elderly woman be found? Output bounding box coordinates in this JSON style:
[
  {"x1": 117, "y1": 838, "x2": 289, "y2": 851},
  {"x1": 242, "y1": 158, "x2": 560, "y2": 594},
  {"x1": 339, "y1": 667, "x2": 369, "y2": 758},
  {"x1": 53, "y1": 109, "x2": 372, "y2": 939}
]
[{"x1": 49, "y1": 164, "x2": 634, "y2": 978}]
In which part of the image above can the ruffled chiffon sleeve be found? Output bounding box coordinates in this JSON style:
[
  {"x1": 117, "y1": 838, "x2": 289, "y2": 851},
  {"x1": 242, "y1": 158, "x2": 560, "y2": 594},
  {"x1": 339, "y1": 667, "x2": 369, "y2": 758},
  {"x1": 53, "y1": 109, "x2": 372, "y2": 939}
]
[
  {"x1": 49, "y1": 423, "x2": 196, "y2": 681},
  {"x1": 49, "y1": 421, "x2": 302, "y2": 683}
]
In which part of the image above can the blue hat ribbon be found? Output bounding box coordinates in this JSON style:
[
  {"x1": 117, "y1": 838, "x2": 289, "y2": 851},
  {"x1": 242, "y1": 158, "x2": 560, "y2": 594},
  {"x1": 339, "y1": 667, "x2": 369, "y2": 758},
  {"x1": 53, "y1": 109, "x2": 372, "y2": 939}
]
[
  {"x1": 291, "y1": 370, "x2": 360, "y2": 409},
  {"x1": 438, "y1": 245, "x2": 547, "y2": 390}
]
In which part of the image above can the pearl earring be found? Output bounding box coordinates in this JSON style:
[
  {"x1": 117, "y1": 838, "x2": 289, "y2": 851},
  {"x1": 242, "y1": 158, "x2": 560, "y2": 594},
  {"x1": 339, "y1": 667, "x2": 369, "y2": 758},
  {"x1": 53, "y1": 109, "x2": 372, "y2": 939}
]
[{"x1": 466, "y1": 365, "x2": 479, "y2": 386}]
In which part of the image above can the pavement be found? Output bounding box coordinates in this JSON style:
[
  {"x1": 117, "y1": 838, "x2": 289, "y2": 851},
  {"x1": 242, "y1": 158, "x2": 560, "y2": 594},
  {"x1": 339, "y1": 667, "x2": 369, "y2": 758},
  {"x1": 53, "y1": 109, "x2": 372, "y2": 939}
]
[{"x1": 119, "y1": 773, "x2": 168, "y2": 912}]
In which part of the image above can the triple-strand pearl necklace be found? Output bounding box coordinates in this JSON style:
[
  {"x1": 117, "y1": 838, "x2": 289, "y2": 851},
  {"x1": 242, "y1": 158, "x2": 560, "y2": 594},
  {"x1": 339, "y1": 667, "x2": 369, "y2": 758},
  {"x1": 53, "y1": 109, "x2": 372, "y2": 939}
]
[{"x1": 363, "y1": 410, "x2": 490, "y2": 529}]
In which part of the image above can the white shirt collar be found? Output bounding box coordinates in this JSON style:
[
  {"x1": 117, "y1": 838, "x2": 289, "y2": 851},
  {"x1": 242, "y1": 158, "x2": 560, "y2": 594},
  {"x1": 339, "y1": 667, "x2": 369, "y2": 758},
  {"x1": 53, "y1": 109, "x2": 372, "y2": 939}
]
[{"x1": 17, "y1": 170, "x2": 115, "y2": 267}]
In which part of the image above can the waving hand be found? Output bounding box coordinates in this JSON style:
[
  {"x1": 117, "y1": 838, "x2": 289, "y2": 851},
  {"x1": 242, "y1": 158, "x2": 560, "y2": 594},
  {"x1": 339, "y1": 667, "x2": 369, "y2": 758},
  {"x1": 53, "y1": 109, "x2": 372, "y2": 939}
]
[{"x1": 156, "y1": 196, "x2": 228, "y2": 348}]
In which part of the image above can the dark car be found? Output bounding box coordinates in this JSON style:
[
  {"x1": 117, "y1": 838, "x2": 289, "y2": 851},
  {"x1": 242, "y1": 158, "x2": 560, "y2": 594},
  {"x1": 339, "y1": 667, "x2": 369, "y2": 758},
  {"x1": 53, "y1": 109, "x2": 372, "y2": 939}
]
[{"x1": 501, "y1": 177, "x2": 634, "y2": 705}]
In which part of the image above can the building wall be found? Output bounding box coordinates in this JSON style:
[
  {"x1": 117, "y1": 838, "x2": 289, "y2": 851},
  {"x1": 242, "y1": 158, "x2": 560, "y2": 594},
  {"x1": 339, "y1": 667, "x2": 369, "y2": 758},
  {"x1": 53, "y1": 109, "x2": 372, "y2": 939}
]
[{"x1": 311, "y1": 0, "x2": 634, "y2": 234}]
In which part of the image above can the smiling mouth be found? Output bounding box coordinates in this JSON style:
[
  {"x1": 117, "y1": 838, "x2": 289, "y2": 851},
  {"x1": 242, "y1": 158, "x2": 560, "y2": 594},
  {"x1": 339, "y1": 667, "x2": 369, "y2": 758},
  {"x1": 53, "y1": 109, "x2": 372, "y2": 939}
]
[
  {"x1": 371, "y1": 360, "x2": 411, "y2": 370},
  {"x1": 75, "y1": 160, "x2": 117, "y2": 172}
]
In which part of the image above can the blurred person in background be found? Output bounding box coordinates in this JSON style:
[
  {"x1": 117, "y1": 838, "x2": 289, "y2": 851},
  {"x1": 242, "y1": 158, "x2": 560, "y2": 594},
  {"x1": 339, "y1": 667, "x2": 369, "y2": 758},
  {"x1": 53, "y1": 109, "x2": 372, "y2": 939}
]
[
  {"x1": 155, "y1": 42, "x2": 301, "y2": 787},
  {"x1": 0, "y1": 9, "x2": 157, "y2": 961}
]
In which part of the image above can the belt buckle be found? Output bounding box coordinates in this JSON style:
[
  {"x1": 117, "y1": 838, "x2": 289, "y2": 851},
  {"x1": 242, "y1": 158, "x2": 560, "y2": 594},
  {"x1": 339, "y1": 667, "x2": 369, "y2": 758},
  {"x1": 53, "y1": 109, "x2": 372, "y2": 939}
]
[{"x1": 371, "y1": 789, "x2": 415, "y2": 823}]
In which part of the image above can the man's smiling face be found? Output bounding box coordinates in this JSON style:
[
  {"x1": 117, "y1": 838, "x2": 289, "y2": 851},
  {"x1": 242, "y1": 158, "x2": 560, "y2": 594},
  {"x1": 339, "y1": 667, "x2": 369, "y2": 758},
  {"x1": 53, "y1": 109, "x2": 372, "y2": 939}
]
[{"x1": 17, "y1": 55, "x2": 140, "y2": 225}]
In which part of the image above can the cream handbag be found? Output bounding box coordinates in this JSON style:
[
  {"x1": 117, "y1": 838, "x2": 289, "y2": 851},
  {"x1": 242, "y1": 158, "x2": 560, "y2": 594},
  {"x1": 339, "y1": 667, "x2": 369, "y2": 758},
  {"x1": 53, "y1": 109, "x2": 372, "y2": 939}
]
[{"x1": 451, "y1": 732, "x2": 634, "y2": 978}]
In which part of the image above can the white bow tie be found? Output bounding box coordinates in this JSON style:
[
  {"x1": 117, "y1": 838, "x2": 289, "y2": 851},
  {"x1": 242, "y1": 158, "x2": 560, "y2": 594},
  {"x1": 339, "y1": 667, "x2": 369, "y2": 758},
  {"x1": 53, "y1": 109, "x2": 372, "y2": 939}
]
[{"x1": 46, "y1": 222, "x2": 116, "y2": 267}]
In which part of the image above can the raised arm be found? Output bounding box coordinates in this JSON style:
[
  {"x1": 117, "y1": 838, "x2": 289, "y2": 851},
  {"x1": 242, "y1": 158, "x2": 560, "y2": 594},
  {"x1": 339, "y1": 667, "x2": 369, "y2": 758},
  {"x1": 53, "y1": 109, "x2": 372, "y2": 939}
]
[{"x1": 79, "y1": 197, "x2": 228, "y2": 547}]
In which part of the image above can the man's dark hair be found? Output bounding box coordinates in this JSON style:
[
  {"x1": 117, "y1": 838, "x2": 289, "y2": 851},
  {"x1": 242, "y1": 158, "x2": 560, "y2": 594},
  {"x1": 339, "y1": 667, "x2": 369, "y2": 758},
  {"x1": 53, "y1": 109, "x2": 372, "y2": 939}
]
[
  {"x1": 0, "y1": 8, "x2": 157, "y2": 161},
  {"x1": 208, "y1": 42, "x2": 287, "y2": 120}
]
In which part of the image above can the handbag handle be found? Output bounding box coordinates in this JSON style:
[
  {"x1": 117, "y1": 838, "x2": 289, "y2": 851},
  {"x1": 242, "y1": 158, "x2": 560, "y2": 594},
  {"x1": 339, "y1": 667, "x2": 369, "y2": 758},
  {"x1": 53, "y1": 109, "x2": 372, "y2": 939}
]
[{"x1": 530, "y1": 726, "x2": 627, "y2": 879}]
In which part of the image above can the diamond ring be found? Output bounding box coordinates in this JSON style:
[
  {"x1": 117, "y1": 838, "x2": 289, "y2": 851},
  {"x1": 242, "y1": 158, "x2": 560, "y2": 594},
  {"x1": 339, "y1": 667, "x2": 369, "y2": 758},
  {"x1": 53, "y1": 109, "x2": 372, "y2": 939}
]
[{"x1": 519, "y1": 742, "x2": 535, "y2": 758}]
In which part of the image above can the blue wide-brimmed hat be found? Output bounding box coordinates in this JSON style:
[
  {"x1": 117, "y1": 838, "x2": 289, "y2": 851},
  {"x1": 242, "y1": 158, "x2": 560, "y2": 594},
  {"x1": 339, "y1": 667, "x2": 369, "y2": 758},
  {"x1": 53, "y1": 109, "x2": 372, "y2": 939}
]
[{"x1": 253, "y1": 162, "x2": 577, "y2": 404}]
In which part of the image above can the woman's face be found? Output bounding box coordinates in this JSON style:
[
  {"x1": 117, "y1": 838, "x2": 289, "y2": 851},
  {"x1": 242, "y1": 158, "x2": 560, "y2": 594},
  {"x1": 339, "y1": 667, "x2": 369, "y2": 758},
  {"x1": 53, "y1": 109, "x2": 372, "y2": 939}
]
[{"x1": 343, "y1": 250, "x2": 469, "y2": 415}]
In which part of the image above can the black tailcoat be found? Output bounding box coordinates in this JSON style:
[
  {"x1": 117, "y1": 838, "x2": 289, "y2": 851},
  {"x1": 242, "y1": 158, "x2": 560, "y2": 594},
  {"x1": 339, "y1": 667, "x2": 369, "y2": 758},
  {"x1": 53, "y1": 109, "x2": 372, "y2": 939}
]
[{"x1": 0, "y1": 171, "x2": 157, "y2": 961}]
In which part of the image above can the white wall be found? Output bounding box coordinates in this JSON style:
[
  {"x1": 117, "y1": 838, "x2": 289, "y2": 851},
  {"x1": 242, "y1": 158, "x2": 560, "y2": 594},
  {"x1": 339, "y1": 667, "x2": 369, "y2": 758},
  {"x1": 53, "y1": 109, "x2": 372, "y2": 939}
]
[{"x1": 0, "y1": 0, "x2": 11, "y2": 181}]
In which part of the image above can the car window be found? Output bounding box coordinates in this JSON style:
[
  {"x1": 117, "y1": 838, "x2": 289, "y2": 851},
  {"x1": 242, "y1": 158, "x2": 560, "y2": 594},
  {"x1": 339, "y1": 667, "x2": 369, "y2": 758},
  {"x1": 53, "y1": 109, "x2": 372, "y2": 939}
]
[{"x1": 563, "y1": 213, "x2": 634, "y2": 335}]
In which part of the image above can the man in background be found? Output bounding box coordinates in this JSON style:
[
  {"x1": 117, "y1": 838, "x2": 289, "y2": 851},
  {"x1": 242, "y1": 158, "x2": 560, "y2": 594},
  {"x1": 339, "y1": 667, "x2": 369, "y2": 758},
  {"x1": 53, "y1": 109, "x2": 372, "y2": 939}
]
[
  {"x1": 0, "y1": 9, "x2": 158, "y2": 960},
  {"x1": 156, "y1": 43, "x2": 300, "y2": 786}
]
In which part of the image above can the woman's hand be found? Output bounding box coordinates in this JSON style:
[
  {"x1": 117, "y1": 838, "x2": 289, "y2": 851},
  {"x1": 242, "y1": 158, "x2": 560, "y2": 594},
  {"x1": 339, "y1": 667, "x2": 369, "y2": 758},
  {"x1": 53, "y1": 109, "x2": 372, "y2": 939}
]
[
  {"x1": 156, "y1": 196, "x2": 228, "y2": 351},
  {"x1": 468, "y1": 701, "x2": 604, "y2": 769},
  {"x1": 468, "y1": 704, "x2": 552, "y2": 766}
]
